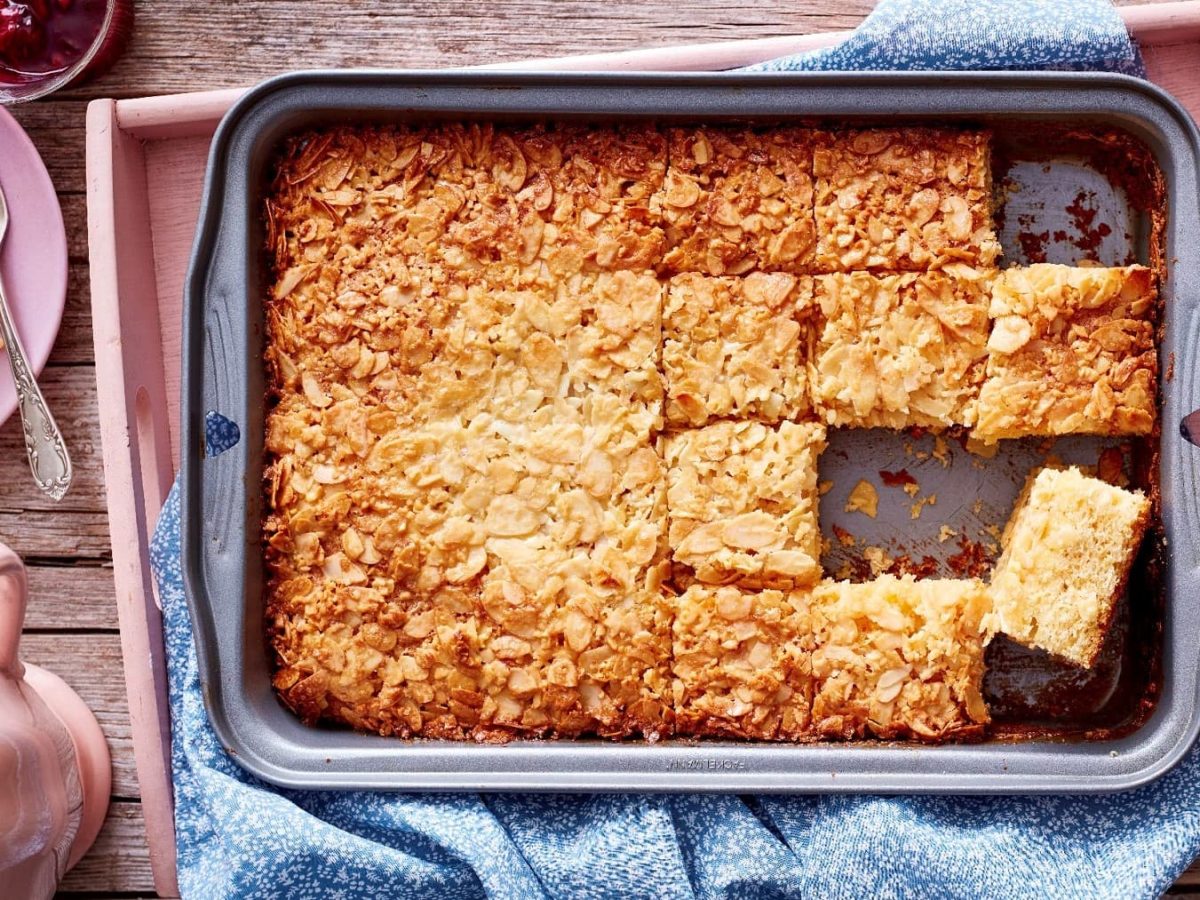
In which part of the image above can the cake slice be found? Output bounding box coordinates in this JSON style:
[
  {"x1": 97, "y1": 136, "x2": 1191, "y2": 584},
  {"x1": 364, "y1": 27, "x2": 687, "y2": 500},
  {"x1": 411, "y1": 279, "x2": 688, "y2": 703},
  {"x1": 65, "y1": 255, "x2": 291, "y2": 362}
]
[
  {"x1": 987, "y1": 466, "x2": 1151, "y2": 668},
  {"x1": 665, "y1": 419, "x2": 826, "y2": 589},
  {"x1": 973, "y1": 264, "x2": 1157, "y2": 442},
  {"x1": 671, "y1": 583, "x2": 814, "y2": 740},
  {"x1": 810, "y1": 266, "x2": 992, "y2": 428},
  {"x1": 437, "y1": 123, "x2": 668, "y2": 278},
  {"x1": 809, "y1": 575, "x2": 991, "y2": 741},
  {"x1": 813, "y1": 127, "x2": 999, "y2": 272},
  {"x1": 662, "y1": 272, "x2": 814, "y2": 426},
  {"x1": 654, "y1": 126, "x2": 816, "y2": 275}
]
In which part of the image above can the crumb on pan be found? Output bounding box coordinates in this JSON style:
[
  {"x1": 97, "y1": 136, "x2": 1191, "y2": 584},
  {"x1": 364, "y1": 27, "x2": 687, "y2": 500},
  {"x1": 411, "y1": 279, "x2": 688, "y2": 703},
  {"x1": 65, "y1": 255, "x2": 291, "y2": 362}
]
[
  {"x1": 910, "y1": 493, "x2": 938, "y2": 520},
  {"x1": 844, "y1": 479, "x2": 879, "y2": 519}
]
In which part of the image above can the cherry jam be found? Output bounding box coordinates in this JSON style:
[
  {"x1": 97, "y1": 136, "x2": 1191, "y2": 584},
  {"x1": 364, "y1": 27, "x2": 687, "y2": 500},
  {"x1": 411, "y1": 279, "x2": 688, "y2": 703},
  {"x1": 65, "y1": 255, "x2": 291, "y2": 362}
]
[{"x1": 0, "y1": 0, "x2": 109, "y2": 86}]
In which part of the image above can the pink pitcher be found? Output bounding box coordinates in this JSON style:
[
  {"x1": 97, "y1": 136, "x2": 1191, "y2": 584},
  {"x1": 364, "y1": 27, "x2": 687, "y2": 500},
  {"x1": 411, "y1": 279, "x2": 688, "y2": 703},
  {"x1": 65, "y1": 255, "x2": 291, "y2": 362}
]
[{"x1": 0, "y1": 544, "x2": 110, "y2": 900}]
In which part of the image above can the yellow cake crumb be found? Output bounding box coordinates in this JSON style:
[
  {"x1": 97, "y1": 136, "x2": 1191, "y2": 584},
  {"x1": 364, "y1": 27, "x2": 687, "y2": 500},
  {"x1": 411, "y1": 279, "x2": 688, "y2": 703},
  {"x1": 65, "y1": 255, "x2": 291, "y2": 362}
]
[
  {"x1": 845, "y1": 480, "x2": 880, "y2": 518},
  {"x1": 910, "y1": 493, "x2": 938, "y2": 520}
]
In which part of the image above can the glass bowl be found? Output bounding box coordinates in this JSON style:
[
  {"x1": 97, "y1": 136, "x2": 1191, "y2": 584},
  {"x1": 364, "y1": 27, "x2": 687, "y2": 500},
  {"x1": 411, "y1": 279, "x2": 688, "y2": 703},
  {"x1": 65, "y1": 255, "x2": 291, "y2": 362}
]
[{"x1": 0, "y1": 0, "x2": 133, "y2": 105}]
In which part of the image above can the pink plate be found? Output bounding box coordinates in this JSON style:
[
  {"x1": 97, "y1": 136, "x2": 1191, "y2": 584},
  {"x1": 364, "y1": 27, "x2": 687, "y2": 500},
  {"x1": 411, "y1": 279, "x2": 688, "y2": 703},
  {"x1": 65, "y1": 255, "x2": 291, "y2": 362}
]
[{"x1": 0, "y1": 107, "x2": 68, "y2": 429}]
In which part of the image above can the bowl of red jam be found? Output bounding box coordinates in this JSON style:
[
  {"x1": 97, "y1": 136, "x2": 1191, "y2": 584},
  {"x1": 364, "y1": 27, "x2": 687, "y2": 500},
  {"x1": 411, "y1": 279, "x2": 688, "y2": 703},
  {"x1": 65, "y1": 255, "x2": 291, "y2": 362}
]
[{"x1": 0, "y1": 0, "x2": 132, "y2": 103}]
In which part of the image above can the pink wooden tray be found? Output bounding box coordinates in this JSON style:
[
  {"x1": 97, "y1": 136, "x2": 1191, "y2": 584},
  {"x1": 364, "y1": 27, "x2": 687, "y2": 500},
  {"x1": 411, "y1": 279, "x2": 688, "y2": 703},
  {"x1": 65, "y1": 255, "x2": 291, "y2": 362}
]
[{"x1": 84, "y1": 4, "x2": 1200, "y2": 894}]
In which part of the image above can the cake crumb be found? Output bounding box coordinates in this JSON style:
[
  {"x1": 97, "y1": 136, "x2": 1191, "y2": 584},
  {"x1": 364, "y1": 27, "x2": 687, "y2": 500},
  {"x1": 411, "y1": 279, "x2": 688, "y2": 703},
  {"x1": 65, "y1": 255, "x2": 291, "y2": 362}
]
[
  {"x1": 845, "y1": 480, "x2": 879, "y2": 518},
  {"x1": 932, "y1": 435, "x2": 951, "y2": 467},
  {"x1": 903, "y1": 482, "x2": 920, "y2": 498},
  {"x1": 938, "y1": 525, "x2": 957, "y2": 543},
  {"x1": 818, "y1": 479, "x2": 835, "y2": 496},
  {"x1": 910, "y1": 493, "x2": 938, "y2": 520},
  {"x1": 863, "y1": 545, "x2": 893, "y2": 576}
]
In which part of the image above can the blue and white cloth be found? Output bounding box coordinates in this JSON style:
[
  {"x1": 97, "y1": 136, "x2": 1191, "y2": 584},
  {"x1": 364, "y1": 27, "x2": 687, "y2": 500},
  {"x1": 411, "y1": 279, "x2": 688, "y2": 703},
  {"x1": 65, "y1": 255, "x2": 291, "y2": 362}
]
[
  {"x1": 151, "y1": 4, "x2": 1188, "y2": 897},
  {"x1": 747, "y1": 0, "x2": 1144, "y2": 75}
]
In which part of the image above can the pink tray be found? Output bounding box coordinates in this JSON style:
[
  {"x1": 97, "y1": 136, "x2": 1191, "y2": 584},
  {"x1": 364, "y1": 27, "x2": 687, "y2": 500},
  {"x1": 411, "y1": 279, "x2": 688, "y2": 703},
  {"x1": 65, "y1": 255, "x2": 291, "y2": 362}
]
[{"x1": 84, "y1": 5, "x2": 1200, "y2": 894}]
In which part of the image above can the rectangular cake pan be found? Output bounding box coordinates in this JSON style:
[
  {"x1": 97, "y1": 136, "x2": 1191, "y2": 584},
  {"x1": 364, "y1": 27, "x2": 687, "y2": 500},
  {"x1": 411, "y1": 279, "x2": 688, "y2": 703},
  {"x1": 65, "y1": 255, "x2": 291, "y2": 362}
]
[{"x1": 182, "y1": 70, "x2": 1200, "y2": 793}]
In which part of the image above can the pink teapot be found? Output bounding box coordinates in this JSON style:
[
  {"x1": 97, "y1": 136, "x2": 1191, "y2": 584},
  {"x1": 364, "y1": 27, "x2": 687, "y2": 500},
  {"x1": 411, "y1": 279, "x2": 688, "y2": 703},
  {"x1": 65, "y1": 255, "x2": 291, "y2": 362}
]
[{"x1": 0, "y1": 544, "x2": 110, "y2": 899}]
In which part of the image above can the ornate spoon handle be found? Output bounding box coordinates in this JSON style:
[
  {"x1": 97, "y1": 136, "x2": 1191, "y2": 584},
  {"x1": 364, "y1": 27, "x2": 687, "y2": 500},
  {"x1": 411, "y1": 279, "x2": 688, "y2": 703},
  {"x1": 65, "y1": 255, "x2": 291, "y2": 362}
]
[{"x1": 0, "y1": 272, "x2": 71, "y2": 501}]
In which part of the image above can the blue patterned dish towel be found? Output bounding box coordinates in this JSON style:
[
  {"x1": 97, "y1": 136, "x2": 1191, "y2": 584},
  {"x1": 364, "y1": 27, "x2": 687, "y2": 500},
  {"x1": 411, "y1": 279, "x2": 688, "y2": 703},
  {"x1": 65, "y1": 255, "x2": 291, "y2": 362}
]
[{"x1": 150, "y1": 2, "x2": 1196, "y2": 897}]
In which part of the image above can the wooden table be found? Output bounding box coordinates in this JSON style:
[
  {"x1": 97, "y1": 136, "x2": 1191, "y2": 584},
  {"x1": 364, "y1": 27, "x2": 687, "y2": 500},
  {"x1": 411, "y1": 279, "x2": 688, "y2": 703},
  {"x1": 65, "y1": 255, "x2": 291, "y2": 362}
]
[{"x1": 6, "y1": 1, "x2": 1200, "y2": 895}]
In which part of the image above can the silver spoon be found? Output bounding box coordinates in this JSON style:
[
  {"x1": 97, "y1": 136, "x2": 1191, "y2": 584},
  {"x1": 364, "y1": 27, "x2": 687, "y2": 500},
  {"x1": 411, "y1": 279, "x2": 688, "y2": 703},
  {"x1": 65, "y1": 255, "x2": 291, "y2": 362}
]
[{"x1": 0, "y1": 182, "x2": 72, "y2": 501}]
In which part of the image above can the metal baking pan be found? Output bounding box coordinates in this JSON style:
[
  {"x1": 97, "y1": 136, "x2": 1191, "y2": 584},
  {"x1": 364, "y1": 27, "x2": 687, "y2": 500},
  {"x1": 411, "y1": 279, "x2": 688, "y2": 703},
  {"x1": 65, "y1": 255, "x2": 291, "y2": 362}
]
[{"x1": 181, "y1": 70, "x2": 1200, "y2": 793}]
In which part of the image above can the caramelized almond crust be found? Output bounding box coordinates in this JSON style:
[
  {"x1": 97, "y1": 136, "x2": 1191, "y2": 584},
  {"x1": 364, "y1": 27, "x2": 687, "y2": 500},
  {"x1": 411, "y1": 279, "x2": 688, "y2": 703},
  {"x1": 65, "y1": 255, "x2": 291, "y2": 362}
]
[
  {"x1": 265, "y1": 125, "x2": 672, "y2": 740},
  {"x1": 813, "y1": 128, "x2": 999, "y2": 272},
  {"x1": 809, "y1": 576, "x2": 991, "y2": 741},
  {"x1": 671, "y1": 584, "x2": 814, "y2": 740},
  {"x1": 973, "y1": 264, "x2": 1157, "y2": 442},
  {"x1": 267, "y1": 403, "x2": 673, "y2": 739},
  {"x1": 810, "y1": 266, "x2": 992, "y2": 428},
  {"x1": 665, "y1": 420, "x2": 826, "y2": 589},
  {"x1": 663, "y1": 272, "x2": 814, "y2": 426},
  {"x1": 267, "y1": 124, "x2": 667, "y2": 288},
  {"x1": 654, "y1": 126, "x2": 816, "y2": 275}
]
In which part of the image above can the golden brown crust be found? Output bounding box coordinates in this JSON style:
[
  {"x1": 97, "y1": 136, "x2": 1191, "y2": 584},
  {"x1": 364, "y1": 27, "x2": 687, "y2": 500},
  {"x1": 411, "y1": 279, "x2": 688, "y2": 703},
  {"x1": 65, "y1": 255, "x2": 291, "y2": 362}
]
[
  {"x1": 813, "y1": 128, "x2": 999, "y2": 272},
  {"x1": 973, "y1": 264, "x2": 1157, "y2": 442},
  {"x1": 663, "y1": 272, "x2": 814, "y2": 426},
  {"x1": 654, "y1": 127, "x2": 815, "y2": 275},
  {"x1": 264, "y1": 125, "x2": 672, "y2": 741},
  {"x1": 810, "y1": 266, "x2": 992, "y2": 428}
]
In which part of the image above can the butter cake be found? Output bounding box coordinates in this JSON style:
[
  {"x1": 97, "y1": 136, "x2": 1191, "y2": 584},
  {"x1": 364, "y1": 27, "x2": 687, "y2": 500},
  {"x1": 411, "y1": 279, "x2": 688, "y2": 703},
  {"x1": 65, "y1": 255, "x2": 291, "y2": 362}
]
[
  {"x1": 973, "y1": 264, "x2": 1158, "y2": 442},
  {"x1": 654, "y1": 126, "x2": 815, "y2": 275},
  {"x1": 986, "y1": 467, "x2": 1150, "y2": 668},
  {"x1": 813, "y1": 128, "x2": 999, "y2": 272},
  {"x1": 810, "y1": 576, "x2": 991, "y2": 740},
  {"x1": 671, "y1": 583, "x2": 813, "y2": 739},
  {"x1": 264, "y1": 120, "x2": 1159, "y2": 747},
  {"x1": 810, "y1": 266, "x2": 992, "y2": 428},
  {"x1": 662, "y1": 272, "x2": 813, "y2": 426},
  {"x1": 665, "y1": 420, "x2": 826, "y2": 589}
]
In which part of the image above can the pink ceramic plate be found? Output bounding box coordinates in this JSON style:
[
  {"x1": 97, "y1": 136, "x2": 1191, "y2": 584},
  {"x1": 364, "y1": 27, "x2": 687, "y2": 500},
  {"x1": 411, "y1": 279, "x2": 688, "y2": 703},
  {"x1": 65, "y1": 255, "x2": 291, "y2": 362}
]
[{"x1": 0, "y1": 107, "x2": 68, "y2": 430}]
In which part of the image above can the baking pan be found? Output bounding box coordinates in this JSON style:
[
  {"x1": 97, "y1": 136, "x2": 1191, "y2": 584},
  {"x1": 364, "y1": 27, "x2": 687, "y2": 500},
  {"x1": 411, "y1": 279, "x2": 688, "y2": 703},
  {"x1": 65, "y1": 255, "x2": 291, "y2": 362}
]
[{"x1": 181, "y1": 70, "x2": 1200, "y2": 793}]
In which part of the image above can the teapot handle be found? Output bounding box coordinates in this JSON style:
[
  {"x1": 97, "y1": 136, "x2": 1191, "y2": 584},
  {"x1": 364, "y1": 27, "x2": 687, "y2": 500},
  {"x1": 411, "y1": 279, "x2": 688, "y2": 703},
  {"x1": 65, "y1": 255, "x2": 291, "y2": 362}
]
[{"x1": 0, "y1": 544, "x2": 26, "y2": 679}]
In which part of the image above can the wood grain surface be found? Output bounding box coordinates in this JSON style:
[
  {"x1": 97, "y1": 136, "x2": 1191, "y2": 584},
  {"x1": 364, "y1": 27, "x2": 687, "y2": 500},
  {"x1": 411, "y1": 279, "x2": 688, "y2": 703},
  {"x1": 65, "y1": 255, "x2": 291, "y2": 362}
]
[{"x1": 3, "y1": 1, "x2": 1195, "y2": 896}]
